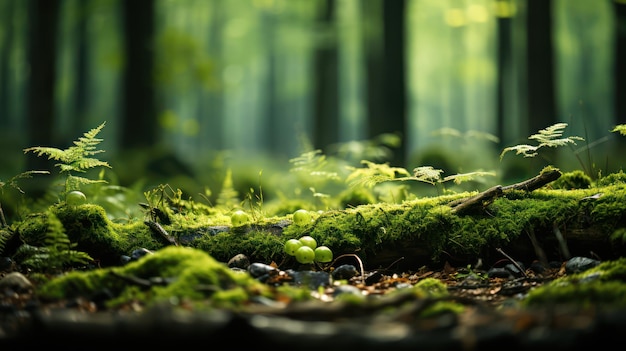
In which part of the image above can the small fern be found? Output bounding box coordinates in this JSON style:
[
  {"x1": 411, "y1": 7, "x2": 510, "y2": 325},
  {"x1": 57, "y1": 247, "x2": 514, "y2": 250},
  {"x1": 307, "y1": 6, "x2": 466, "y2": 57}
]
[
  {"x1": 1, "y1": 170, "x2": 50, "y2": 227},
  {"x1": 289, "y1": 149, "x2": 340, "y2": 182},
  {"x1": 23, "y1": 122, "x2": 111, "y2": 196},
  {"x1": 346, "y1": 160, "x2": 412, "y2": 188},
  {"x1": 500, "y1": 122, "x2": 584, "y2": 160},
  {"x1": 216, "y1": 168, "x2": 240, "y2": 209},
  {"x1": 15, "y1": 212, "x2": 93, "y2": 273},
  {"x1": 346, "y1": 160, "x2": 495, "y2": 189}
]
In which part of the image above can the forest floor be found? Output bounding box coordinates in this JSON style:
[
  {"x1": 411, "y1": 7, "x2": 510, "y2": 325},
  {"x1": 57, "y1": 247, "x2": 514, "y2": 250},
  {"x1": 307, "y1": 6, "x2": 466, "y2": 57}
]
[{"x1": 2, "y1": 255, "x2": 625, "y2": 351}]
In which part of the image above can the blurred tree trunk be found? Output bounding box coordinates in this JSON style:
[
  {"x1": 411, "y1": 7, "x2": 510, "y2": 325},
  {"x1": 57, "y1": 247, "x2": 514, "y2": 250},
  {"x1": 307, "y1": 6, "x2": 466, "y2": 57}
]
[
  {"x1": 0, "y1": 0, "x2": 15, "y2": 129},
  {"x1": 263, "y1": 10, "x2": 279, "y2": 155},
  {"x1": 25, "y1": 0, "x2": 60, "y2": 187},
  {"x1": 73, "y1": 0, "x2": 90, "y2": 134},
  {"x1": 526, "y1": 0, "x2": 556, "y2": 133},
  {"x1": 614, "y1": 1, "x2": 626, "y2": 126},
  {"x1": 201, "y1": 1, "x2": 223, "y2": 151},
  {"x1": 496, "y1": 6, "x2": 512, "y2": 149},
  {"x1": 365, "y1": 0, "x2": 406, "y2": 167},
  {"x1": 312, "y1": 0, "x2": 339, "y2": 153},
  {"x1": 120, "y1": 0, "x2": 157, "y2": 150}
]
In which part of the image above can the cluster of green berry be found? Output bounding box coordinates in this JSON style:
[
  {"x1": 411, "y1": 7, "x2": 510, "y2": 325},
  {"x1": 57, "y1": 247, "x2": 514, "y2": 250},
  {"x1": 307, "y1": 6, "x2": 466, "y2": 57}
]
[
  {"x1": 232, "y1": 208, "x2": 333, "y2": 264},
  {"x1": 284, "y1": 235, "x2": 333, "y2": 264}
]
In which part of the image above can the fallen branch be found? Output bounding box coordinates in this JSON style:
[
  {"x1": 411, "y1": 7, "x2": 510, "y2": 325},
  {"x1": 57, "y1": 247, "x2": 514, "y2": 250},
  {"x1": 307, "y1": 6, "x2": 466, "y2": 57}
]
[{"x1": 450, "y1": 168, "x2": 562, "y2": 215}]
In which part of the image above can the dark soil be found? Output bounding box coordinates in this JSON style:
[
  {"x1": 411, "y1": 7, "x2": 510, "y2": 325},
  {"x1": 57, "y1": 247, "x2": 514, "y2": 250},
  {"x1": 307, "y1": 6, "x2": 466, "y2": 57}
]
[{"x1": 2, "y1": 257, "x2": 625, "y2": 351}]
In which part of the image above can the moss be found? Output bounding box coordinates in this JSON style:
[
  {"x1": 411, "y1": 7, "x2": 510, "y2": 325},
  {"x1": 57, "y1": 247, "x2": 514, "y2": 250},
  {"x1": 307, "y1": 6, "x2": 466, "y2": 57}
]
[
  {"x1": 12, "y1": 172, "x2": 626, "y2": 273},
  {"x1": 414, "y1": 277, "x2": 449, "y2": 298},
  {"x1": 37, "y1": 246, "x2": 270, "y2": 309},
  {"x1": 193, "y1": 227, "x2": 285, "y2": 264},
  {"x1": 551, "y1": 170, "x2": 592, "y2": 190},
  {"x1": 337, "y1": 187, "x2": 377, "y2": 208},
  {"x1": 589, "y1": 184, "x2": 626, "y2": 234},
  {"x1": 595, "y1": 170, "x2": 626, "y2": 186},
  {"x1": 51, "y1": 203, "x2": 130, "y2": 264},
  {"x1": 522, "y1": 257, "x2": 626, "y2": 309}
]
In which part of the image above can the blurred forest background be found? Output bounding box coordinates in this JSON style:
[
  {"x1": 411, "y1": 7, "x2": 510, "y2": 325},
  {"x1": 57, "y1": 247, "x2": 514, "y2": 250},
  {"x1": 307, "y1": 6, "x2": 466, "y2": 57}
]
[{"x1": 1, "y1": 0, "x2": 626, "y2": 206}]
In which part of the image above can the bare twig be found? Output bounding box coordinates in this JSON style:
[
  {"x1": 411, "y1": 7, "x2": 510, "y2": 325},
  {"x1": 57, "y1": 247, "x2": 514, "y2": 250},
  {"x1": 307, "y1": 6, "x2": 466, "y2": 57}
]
[
  {"x1": 495, "y1": 247, "x2": 528, "y2": 278},
  {"x1": 449, "y1": 169, "x2": 562, "y2": 215},
  {"x1": 553, "y1": 222, "x2": 571, "y2": 260},
  {"x1": 332, "y1": 253, "x2": 365, "y2": 284},
  {"x1": 526, "y1": 227, "x2": 549, "y2": 268}
]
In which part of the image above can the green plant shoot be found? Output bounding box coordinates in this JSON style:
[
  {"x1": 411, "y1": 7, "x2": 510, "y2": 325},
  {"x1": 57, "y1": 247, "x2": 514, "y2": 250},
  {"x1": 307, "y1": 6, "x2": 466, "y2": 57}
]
[{"x1": 23, "y1": 122, "x2": 111, "y2": 197}]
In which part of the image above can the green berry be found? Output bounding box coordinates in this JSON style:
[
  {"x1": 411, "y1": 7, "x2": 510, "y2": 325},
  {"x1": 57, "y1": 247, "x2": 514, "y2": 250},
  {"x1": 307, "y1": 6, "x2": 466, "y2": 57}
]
[
  {"x1": 284, "y1": 239, "x2": 303, "y2": 256},
  {"x1": 298, "y1": 235, "x2": 317, "y2": 249},
  {"x1": 292, "y1": 209, "x2": 311, "y2": 226},
  {"x1": 231, "y1": 210, "x2": 249, "y2": 227},
  {"x1": 314, "y1": 246, "x2": 333, "y2": 263},
  {"x1": 66, "y1": 191, "x2": 87, "y2": 206},
  {"x1": 295, "y1": 245, "x2": 315, "y2": 264}
]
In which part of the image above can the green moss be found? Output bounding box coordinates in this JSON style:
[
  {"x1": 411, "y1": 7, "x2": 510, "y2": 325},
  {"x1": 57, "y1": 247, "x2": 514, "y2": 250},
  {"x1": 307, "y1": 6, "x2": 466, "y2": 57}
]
[
  {"x1": 50, "y1": 203, "x2": 129, "y2": 263},
  {"x1": 595, "y1": 170, "x2": 626, "y2": 186},
  {"x1": 37, "y1": 246, "x2": 270, "y2": 309},
  {"x1": 414, "y1": 277, "x2": 449, "y2": 298},
  {"x1": 522, "y1": 257, "x2": 626, "y2": 309},
  {"x1": 193, "y1": 227, "x2": 285, "y2": 264},
  {"x1": 551, "y1": 170, "x2": 591, "y2": 190},
  {"x1": 589, "y1": 184, "x2": 626, "y2": 234},
  {"x1": 12, "y1": 173, "x2": 626, "y2": 273}
]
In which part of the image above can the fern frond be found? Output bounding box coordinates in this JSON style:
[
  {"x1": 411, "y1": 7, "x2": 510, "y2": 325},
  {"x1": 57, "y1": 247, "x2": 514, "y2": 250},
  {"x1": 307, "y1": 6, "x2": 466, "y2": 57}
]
[
  {"x1": 611, "y1": 124, "x2": 626, "y2": 136},
  {"x1": 500, "y1": 144, "x2": 539, "y2": 159},
  {"x1": 529, "y1": 122, "x2": 584, "y2": 147},
  {"x1": 76, "y1": 158, "x2": 111, "y2": 171},
  {"x1": 528, "y1": 122, "x2": 568, "y2": 143},
  {"x1": 346, "y1": 160, "x2": 411, "y2": 188},
  {"x1": 412, "y1": 166, "x2": 444, "y2": 184},
  {"x1": 24, "y1": 122, "x2": 110, "y2": 174},
  {"x1": 216, "y1": 168, "x2": 240, "y2": 208},
  {"x1": 23, "y1": 146, "x2": 68, "y2": 161},
  {"x1": 289, "y1": 149, "x2": 340, "y2": 182},
  {"x1": 0, "y1": 170, "x2": 50, "y2": 194},
  {"x1": 500, "y1": 123, "x2": 583, "y2": 160},
  {"x1": 0, "y1": 227, "x2": 14, "y2": 254},
  {"x1": 442, "y1": 171, "x2": 496, "y2": 185},
  {"x1": 289, "y1": 149, "x2": 328, "y2": 173},
  {"x1": 23, "y1": 122, "x2": 111, "y2": 194},
  {"x1": 17, "y1": 212, "x2": 93, "y2": 272}
]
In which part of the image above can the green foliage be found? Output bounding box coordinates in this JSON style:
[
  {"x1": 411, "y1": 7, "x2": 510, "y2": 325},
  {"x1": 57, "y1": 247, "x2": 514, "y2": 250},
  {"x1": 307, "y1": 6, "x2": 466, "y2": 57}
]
[
  {"x1": 142, "y1": 183, "x2": 182, "y2": 223},
  {"x1": 0, "y1": 170, "x2": 51, "y2": 196},
  {"x1": 289, "y1": 149, "x2": 341, "y2": 183},
  {"x1": 611, "y1": 124, "x2": 626, "y2": 136},
  {"x1": 14, "y1": 211, "x2": 93, "y2": 273},
  {"x1": 0, "y1": 227, "x2": 13, "y2": 255},
  {"x1": 346, "y1": 160, "x2": 495, "y2": 189},
  {"x1": 500, "y1": 123, "x2": 584, "y2": 160},
  {"x1": 551, "y1": 170, "x2": 592, "y2": 190},
  {"x1": 522, "y1": 257, "x2": 626, "y2": 309},
  {"x1": 0, "y1": 170, "x2": 50, "y2": 227},
  {"x1": 287, "y1": 149, "x2": 344, "y2": 208},
  {"x1": 346, "y1": 160, "x2": 411, "y2": 188},
  {"x1": 23, "y1": 122, "x2": 111, "y2": 196},
  {"x1": 216, "y1": 168, "x2": 240, "y2": 209}
]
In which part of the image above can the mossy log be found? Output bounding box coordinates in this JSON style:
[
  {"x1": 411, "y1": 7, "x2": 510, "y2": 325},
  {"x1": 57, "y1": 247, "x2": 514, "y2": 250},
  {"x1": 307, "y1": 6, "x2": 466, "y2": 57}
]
[{"x1": 11, "y1": 170, "x2": 626, "y2": 270}]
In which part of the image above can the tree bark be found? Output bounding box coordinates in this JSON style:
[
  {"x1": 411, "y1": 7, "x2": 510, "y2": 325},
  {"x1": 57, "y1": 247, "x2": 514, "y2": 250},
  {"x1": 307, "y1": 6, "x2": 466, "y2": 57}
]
[
  {"x1": 24, "y1": 0, "x2": 60, "y2": 196},
  {"x1": 614, "y1": 1, "x2": 626, "y2": 126},
  {"x1": 312, "y1": 0, "x2": 339, "y2": 153},
  {"x1": 120, "y1": 0, "x2": 157, "y2": 150},
  {"x1": 365, "y1": 0, "x2": 407, "y2": 167},
  {"x1": 526, "y1": 0, "x2": 557, "y2": 133}
]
